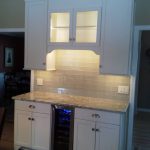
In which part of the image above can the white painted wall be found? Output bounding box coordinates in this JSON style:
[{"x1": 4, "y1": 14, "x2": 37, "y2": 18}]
[
  {"x1": 135, "y1": 0, "x2": 150, "y2": 25},
  {"x1": 0, "y1": 0, "x2": 149, "y2": 28},
  {"x1": 0, "y1": 0, "x2": 25, "y2": 28}
]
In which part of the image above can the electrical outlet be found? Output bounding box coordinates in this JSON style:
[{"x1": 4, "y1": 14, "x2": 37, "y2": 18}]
[
  {"x1": 37, "y1": 78, "x2": 43, "y2": 86},
  {"x1": 118, "y1": 86, "x2": 129, "y2": 94}
]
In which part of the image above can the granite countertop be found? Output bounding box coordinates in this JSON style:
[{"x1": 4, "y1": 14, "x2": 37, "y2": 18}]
[{"x1": 12, "y1": 91, "x2": 129, "y2": 113}]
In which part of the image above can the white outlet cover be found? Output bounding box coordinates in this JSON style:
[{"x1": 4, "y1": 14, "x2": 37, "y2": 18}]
[
  {"x1": 37, "y1": 78, "x2": 43, "y2": 86},
  {"x1": 118, "y1": 86, "x2": 129, "y2": 94}
]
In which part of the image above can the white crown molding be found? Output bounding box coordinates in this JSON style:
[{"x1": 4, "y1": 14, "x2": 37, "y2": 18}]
[{"x1": 0, "y1": 28, "x2": 25, "y2": 32}]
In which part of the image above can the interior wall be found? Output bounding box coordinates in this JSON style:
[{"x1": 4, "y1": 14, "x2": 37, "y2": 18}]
[
  {"x1": 0, "y1": 0, "x2": 25, "y2": 28},
  {"x1": 135, "y1": 0, "x2": 150, "y2": 25},
  {"x1": 34, "y1": 50, "x2": 130, "y2": 101},
  {"x1": 0, "y1": 0, "x2": 149, "y2": 27},
  {"x1": 0, "y1": 35, "x2": 24, "y2": 72}
]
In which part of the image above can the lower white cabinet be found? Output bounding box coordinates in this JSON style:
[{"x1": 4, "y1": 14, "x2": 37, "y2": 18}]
[
  {"x1": 95, "y1": 123, "x2": 120, "y2": 150},
  {"x1": 74, "y1": 108, "x2": 127, "y2": 150},
  {"x1": 74, "y1": 119, "x2": 95, "y2": 150},
  {"x1": 14, "y1": 100, "x2": 51, "y2": 150},
  {"x1": 15, "y1": 110, "x2": 32, "y2": 148}
]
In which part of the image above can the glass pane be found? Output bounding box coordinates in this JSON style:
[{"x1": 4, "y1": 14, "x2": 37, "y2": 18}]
[
  {"x1": 76, "y1": 11, "x2": 98, "y2": 43},
  {"x1": 50, "y1": 13, "x2": 70, "y2": 43}
]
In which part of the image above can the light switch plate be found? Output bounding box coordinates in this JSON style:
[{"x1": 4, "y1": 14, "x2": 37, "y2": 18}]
[
  {"x1": 118, "y1": 86, "x2": 129, "y2": 94},
  {"x1": 37, "y1": 78, "x2": 43, "y2": 86}
]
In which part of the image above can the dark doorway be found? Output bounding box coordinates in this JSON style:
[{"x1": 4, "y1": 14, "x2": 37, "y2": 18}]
[
  {"x1": 133, "y1": 31, "x2": 150, "y2": 150},
  {"x1": 0, "y1": 33, "x2": 30, "y2": 150},
  {"x1": 137, "y1": 31, "x2": 150, "y2": 110}
]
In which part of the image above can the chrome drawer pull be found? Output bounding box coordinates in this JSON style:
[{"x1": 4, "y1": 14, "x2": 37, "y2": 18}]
[
  {"x1": 29, "y1": 105, "x2": 35, "y2": 109},
  {"x1": 32, "y1": 105, "x2": 35, "y2": 109},
  {"x1": 95, "y1": 114, "x2": 100, "y2": 118}
]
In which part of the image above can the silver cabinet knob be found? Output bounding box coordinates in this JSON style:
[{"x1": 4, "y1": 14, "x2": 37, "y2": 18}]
[
  {"x1": 72, "y1": 38, "x2": 75, "y2": 41},
  {"x1": 95, "y1": 129, "x2": 100, "y2": 132},
  {"x1": 43, "y1": 62, "x2": 46, "y2": 65},
  {"x1": 29, "y1": 105, "x2": 32, "y2": 108},
  {"x1": 92, "y1": 128, "x2": 95, "y2": 131},
  {"x1": 28, "y1": 117, "x2": 31, "y2": 120}
]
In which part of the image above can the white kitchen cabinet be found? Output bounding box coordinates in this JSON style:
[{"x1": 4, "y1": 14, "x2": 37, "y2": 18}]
[
  {"x1": 14, "y1": 100, "x2": 51, "y2": 150},
  {"x1": 48, "y1": 0, "x2": 134, "y2": 75},
  {"x1": 24, "y1": 0, "x2": 48, "y2": 70},
  {"x1": 14, "y1": 110, "x2": 32, "y2": 148},
  {"x1": 73, "y1": 119, "x2": 95, "y2": 150},
  {"x1": 95, "y1": 123, "x2": 120, "y2": 150},
  {"x1": 48, "y1": 7, "x2": 102, "y2": 52},
  {"x1": 32, "y1": 113, "x2": 51, "y2": 150},
  {"x1": 74, "y1": 108, "x2": 127, "y2": 150},
  {"x1": 100, "y1": 0, "x2": 134, "y2": 75}
]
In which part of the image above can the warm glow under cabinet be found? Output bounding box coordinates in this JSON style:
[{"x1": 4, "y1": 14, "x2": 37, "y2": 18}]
[{"x1": 46, "y1": 50, "x2": 56, "y2": 71}]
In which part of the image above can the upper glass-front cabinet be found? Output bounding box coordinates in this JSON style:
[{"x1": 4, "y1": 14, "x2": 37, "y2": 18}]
[
  {"x1": 75, "y1": 10, "x2": 98, "y2": 43},
  {"x1": 48, "y1": 8, "x2": 101, "y2": 47},
  {"x1": 50, "y1": 12, "x2": 71, "y2": 43}
]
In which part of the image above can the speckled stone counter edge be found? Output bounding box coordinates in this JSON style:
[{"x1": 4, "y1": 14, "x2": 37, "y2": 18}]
[{"x1": 12, "y1": 91, "x2": 129, "y2": 113}]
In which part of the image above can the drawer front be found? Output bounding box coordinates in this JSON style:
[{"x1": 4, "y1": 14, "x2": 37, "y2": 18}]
[
  {"x1": 15, "y1": 100, "x2": 51, "y2": 114},
  {"x1": 34, "y1": 102, "x2": 51, "y2": 113},
  {"x1": 75, "y1": 108, "x2": 121, "y2": 125}
]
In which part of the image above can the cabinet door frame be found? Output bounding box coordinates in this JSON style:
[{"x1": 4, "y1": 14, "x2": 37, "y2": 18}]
[
  {"x1": 48, "y1": 8, "x2": 73, "y2": 46},
  {"x1": 24, "y1": 0, "x2": 48, "y2": 70},
  {"x1": 73, "y1": 7, "x2": 102, "y2": 47},
  {"x1": 95, "y1": 123, "x2": 120, "y2": 150},
  {"x1": 73, "y1": 119, "x2": 96, "y2": 150},
  {"x1": 31, "y1": 112, "x2": 51, "y2": 150},
  {"x1": 14, "y1": 110, "x2": 32, "y2": 148}
]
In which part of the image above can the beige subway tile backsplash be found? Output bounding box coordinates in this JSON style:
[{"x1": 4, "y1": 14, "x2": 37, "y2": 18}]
[{"x1": 34, "y1": 50, "x2": 130, "y2": 101}]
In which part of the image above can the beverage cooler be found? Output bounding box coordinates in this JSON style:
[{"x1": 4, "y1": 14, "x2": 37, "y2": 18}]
[{"x1": 51, "y1": 105, "x2": 74, "y2": 150}]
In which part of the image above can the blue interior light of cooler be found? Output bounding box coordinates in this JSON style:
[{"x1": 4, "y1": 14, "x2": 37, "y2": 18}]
[{"x1": 63, "y1": 109, "x2": 71, "y2": 114}]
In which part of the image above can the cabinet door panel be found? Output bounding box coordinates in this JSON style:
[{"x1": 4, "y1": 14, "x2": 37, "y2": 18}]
[
  {"x1": 48, "y1": 10, "x2": 73, "y2": 46},
  {"x1": 100, "y1": 0, "x2": 133, "y2": 74},
  {"x1": 73, "y1": 119, "x2": 95, "y2": 150},
  {"x1": 73, "y1": 8, "x2": 101, "y2": 47},
  {"x1": 14, "y1": 110, "x2": 32, "y2": 147},
  {"x1": 75, "y1": 10, "x2": 98, "y2": 43},
  {"x1": 32, "y1": 113, "x2": 51, "y2": 150},
  {"x1": 25, "y1": 0, "x2": 47, "y2": 70},
  {"x1": 96, "y1": 123, "x2": 120, "y2": 150}
]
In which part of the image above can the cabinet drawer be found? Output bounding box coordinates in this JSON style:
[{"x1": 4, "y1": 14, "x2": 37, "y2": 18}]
[
  {"x1": 75, "y1": 108, "x2": 120, "y2": 125},
  {"x1": 15, "y1": 100, "x2": 51, "y2": 114}
]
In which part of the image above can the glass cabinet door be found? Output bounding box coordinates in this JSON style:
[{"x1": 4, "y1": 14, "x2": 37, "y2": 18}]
[
  {"x1": 75, "y1": 10, "x2": 99, "y2": 44},
  {"x1": 49, "y1": 12, "x2": 71, "y2": 43}
]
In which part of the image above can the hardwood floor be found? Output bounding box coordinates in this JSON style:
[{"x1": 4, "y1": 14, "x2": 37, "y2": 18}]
[
  {"x1": 133, "y1": 112, "x2": 150, "y2": 150},
  {"x1": 0, "y1": 104, "x2": 14, "y2": 150},
  {"x1": 0, "y1": 120, "x2": 14, "y2": 150}
]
